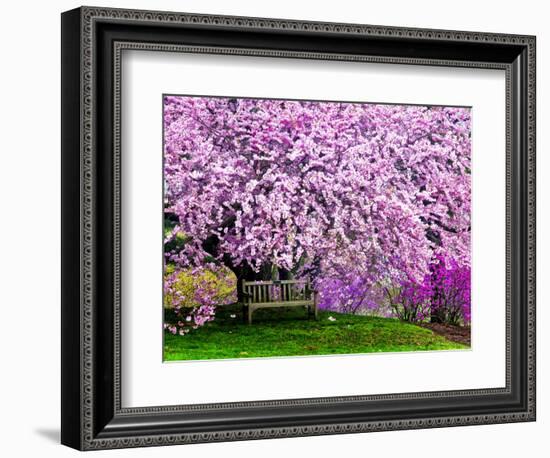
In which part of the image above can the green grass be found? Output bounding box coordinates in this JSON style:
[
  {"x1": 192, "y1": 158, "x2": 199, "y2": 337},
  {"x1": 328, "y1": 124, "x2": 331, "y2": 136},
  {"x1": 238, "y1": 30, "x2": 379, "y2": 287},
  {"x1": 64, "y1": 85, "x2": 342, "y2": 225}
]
[{"x1": 164, "y1": 304, "x2": 468, "y2": 361}]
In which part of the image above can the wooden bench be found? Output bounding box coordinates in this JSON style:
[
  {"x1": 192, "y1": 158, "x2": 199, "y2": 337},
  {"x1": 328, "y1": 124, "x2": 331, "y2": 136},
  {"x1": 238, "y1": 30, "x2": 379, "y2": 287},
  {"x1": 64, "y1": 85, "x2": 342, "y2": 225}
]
[{"x1": 242, "y1": 279, "x2": 318, "y2": 324}]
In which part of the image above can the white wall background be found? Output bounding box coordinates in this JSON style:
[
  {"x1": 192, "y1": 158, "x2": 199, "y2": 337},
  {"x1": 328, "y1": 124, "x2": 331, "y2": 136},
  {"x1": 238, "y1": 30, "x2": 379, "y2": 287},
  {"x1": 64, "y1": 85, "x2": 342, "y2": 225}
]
[{"x1": 0, "y1": 0, "x2": 545, "y2": 456}]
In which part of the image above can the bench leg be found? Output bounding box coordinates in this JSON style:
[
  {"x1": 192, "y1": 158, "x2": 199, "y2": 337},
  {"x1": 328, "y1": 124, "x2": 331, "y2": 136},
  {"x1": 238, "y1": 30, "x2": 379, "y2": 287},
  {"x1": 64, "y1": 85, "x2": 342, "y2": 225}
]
[
  {"x1": 314, "y1": 293, "x2": 319, "y2": 320},
  {"x1": 248, "y1": 306, "x2": 253, "y2": 325}
]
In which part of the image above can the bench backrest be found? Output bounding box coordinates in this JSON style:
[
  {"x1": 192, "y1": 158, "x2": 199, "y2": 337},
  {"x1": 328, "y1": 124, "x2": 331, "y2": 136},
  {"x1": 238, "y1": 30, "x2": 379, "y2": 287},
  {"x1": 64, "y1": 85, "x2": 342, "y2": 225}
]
[{"x1": 242, "y1": 279, "x2": 313, "y2": 304}]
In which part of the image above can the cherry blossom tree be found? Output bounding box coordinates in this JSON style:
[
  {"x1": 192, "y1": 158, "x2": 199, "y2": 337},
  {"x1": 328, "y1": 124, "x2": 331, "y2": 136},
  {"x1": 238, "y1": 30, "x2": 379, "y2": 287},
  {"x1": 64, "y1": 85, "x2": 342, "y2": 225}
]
[{"x1": 163, "y1": 95, "x2": 471, "y2": 307}]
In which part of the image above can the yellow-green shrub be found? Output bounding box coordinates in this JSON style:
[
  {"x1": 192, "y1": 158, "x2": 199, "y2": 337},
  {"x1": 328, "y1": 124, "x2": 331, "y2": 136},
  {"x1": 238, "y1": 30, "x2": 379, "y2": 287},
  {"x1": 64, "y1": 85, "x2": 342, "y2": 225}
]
[{"x1": 164, "y1": 264, "x2": 237, "y2": 309}]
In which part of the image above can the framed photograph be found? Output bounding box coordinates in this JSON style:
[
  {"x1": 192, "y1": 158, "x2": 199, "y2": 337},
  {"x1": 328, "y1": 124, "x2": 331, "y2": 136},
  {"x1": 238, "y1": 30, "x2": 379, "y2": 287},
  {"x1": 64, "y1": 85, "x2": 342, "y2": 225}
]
[{"x1": 61, "y1": 6, "x2": 536, "y2": 450}]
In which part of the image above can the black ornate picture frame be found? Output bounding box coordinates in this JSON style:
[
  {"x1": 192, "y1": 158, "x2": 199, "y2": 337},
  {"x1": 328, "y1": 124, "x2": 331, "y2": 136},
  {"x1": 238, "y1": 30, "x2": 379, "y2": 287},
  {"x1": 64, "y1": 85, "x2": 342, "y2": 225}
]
[{"x1": 61, "y1": 6, "x2": 536, "y2": 450}]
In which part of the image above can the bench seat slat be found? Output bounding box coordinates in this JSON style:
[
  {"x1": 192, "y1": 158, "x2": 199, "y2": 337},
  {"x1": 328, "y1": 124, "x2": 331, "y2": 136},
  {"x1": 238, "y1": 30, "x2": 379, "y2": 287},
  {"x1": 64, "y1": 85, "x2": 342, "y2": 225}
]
[{"x1": 251, "y1": 300, "x2": 313, "y2": 307}]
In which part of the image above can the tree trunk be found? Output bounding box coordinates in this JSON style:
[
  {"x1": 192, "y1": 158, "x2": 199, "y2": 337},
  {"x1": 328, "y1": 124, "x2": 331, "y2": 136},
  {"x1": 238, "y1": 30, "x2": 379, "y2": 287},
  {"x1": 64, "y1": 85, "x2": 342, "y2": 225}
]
[
  {"x1": 430, "y1": 288, "x2": 443, "y2": 323},
  {"x1": 231, "y1": 263, "x2": 258, "y2": 303}
]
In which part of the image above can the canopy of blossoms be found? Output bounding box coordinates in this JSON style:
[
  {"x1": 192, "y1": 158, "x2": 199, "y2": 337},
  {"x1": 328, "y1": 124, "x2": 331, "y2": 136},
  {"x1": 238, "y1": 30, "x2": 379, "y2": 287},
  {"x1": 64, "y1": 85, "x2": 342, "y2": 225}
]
[{"x1": 163, "y1": 95, "x2": 471, "y2": 329}]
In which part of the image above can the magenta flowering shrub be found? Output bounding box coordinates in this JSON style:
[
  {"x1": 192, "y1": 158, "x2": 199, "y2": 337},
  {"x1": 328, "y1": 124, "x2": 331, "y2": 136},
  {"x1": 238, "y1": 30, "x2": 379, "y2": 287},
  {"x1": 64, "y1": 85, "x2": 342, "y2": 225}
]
[
  {"x1": 163, "y1": 95, "x2": 472, "y2": 332},
  {"x1": 390, "y1": 276, "x2": 433, "y2": 323},
  {"x1": 428, "y1": 254, "x2": 471, "y2": 325},
  {"x1": 387, "y1": 254, "x2": 471, "y2": 325}
]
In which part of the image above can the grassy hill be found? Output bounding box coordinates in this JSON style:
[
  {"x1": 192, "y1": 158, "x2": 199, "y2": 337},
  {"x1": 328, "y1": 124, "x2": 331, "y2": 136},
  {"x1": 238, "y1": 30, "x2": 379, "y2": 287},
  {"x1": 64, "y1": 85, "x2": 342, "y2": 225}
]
[{"x1": 164, "y1": 305, "x2": 467, "y2": 361}]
